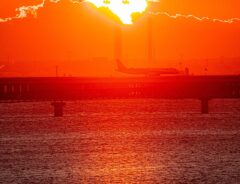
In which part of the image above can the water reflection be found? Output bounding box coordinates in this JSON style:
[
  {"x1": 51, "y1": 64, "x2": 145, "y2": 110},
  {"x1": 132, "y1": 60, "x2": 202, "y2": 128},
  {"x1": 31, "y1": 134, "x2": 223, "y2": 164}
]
[{"x1": 0, "y1": 99, "x2": 240, "y2": 183}]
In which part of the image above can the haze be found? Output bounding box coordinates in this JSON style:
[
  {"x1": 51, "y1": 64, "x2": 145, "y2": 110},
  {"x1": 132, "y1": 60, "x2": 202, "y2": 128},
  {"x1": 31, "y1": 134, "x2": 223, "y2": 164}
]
[{"x1": 0, "y1": 0, "x2": 240, "y2": 76}]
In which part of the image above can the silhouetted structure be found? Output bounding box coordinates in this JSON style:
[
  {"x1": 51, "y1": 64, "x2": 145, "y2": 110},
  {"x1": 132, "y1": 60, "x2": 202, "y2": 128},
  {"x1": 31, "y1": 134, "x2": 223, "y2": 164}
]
[
  {"x1": 148, "y1": 15, "x2": 153, "y2": 65},
  {"x1": 0, "y1": 76, "x2": 240, "y2": 114},
  {"x1": 51, "y1": 101, "x2": 66, "y2": 117},
  {"x1": 114, "y1": 25, "x2": 122, "y2": 63},
  {"x1": 116, "y1": 60, "x2": 181, "y2": 75},
  {"x1": 201, "y1": 98, "x2": 209, "y2": 114}
]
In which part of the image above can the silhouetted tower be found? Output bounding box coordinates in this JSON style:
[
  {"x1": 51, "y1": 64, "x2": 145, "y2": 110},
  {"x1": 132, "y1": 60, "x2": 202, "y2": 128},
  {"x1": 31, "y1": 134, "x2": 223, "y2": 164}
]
[
  {"x1": 114, "y1": 25, "x2": 122, "y2": 62},
  {"x1": 148, "y1": 15, "x2": 153, "y2": 65}
]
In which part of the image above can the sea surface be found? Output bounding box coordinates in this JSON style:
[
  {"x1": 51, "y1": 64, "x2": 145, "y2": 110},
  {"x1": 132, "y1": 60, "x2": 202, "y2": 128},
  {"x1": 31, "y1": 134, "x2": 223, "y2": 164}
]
[{"x1": 0, "y1": 99, "x2": 240, "y2": 184}]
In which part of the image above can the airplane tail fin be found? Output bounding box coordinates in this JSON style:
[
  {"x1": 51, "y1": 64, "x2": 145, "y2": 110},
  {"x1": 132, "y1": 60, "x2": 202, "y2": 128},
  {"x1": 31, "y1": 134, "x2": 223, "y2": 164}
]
[{"x1": 116, "y1": 60, "x2": 127, "y2": 71}]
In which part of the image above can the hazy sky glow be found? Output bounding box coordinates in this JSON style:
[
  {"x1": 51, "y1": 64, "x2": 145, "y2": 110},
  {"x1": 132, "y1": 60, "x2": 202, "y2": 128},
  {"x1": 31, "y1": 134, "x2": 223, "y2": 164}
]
[{"x1": 0, "y1": 0, "x2": 240, "y2": 76}]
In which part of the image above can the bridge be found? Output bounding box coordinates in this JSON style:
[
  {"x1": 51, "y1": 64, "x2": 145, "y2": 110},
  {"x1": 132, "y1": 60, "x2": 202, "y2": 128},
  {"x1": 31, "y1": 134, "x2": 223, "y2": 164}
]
[{"x1": 0, "y1": 76, "x2": 240, "y2": 115}]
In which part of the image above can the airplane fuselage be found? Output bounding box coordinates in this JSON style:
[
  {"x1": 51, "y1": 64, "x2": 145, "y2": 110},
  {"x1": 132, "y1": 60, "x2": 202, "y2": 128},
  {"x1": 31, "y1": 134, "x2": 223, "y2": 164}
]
[{"x1": 117, "y1": 68, "x2": 180, "y2": 76}]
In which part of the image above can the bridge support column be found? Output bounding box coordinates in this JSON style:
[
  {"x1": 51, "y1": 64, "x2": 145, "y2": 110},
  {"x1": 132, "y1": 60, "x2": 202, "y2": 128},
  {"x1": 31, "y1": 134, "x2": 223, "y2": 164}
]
[
  {"x1": 201, "y1": 98, "x2": 209, "y2": 114},
  {"x1": 51, "y1": 101, "x2": 66, "y2": 117}
]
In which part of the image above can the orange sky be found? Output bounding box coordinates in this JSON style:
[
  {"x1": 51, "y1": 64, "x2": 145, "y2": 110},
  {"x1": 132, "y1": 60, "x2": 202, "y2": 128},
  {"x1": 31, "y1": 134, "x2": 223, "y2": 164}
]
[{"x1": 0, "y1": 0, "x2": 240, "y2": 76}]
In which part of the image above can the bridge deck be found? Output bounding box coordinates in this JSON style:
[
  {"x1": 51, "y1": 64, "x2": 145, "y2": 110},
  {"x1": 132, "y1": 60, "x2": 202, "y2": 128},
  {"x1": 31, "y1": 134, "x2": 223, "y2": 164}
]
[{"x1": 0, "y1": 76, "x2": 240, "y2": 101}]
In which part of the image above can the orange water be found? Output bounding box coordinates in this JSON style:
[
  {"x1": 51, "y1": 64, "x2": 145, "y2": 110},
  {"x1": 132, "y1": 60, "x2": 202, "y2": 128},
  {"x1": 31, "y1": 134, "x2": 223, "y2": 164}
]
[{"x1": 0, "y1": 99, "x2": 240, "y2": 183}]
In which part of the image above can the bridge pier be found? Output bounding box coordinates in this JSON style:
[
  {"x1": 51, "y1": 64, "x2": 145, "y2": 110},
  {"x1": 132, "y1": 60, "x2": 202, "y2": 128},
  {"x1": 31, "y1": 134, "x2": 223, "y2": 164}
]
[
  {"x1": 200, "y1": 98, "x2": 209, "y2": 114},
  {"x1": 51, "y1": 101, "x2": 66, "y2": 117}
]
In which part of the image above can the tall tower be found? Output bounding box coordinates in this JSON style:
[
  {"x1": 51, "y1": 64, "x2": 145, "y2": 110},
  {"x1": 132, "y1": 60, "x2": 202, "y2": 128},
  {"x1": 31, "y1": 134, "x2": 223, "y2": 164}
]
[
  {"x1": 148, "y1": 15, "x2": 153, "y2": 66},
  {"x1": 114, "y1": 25, "x2": 122, "y2": 62}
]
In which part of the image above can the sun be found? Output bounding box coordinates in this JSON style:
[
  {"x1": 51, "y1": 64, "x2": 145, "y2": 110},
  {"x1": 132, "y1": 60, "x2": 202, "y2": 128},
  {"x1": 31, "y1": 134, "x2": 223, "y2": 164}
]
[{"x1": 86, "y1": 0, "x2": 148, "y2": 24}]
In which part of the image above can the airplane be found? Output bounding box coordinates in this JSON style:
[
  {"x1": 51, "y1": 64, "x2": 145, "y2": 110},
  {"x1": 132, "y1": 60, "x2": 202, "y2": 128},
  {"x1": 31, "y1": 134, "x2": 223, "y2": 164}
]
[{"x1": 116, "y1": 60, "x2": 187, "y2": 76}]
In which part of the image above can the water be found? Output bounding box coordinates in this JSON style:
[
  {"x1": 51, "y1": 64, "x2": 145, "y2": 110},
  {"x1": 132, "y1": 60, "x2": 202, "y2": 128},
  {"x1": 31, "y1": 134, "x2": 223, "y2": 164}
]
[{"x1": 0, "y1": 99, "x2": 240, "y2": 183}]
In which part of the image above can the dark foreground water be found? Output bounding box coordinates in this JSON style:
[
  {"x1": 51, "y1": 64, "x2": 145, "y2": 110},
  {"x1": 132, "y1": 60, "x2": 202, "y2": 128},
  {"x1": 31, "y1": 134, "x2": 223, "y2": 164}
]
[{"x1": 0, "y1": 99, "x2": 240, "y2": 184}]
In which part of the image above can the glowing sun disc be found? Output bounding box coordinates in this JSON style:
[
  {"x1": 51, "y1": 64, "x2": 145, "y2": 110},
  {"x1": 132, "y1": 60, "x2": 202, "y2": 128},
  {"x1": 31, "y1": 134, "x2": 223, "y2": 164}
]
[{"x1": 86, "y1": 0, "x2": 148, "y2": 24}]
